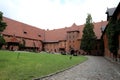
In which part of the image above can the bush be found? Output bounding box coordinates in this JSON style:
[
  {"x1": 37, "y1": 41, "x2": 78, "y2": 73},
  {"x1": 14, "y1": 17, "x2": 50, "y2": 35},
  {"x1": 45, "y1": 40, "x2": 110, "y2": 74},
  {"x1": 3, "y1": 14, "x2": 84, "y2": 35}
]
[{"x1": 0, "y1": 35, "x2": 5, "y2": 49}]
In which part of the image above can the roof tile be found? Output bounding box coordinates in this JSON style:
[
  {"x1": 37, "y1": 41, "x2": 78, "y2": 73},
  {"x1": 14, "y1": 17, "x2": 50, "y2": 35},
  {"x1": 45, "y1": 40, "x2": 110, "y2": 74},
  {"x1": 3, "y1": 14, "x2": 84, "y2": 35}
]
[
  {"x1": 2, "y1": 17, "x2": 108, "y2": 43},
  {"x1": 2, "y1": 17, "x2": 45, "y2": 41}
]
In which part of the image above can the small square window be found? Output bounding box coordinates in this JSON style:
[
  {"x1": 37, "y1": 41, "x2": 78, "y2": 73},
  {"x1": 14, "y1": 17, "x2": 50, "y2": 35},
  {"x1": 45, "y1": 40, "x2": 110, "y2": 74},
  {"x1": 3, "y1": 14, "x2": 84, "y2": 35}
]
[
  {"x1": 23, "y1": 31, "x2": 27, "y2": 34},
  {"x1": 38, "y1": 35, "x2": 41, "y2": 37}
]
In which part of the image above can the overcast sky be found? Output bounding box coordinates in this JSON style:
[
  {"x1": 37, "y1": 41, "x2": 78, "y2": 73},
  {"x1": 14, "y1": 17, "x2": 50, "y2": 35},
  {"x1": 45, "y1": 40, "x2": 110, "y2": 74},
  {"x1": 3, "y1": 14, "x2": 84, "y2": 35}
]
[{"x1": 0, "y1": 0, "x2": 119, "y2": 30}]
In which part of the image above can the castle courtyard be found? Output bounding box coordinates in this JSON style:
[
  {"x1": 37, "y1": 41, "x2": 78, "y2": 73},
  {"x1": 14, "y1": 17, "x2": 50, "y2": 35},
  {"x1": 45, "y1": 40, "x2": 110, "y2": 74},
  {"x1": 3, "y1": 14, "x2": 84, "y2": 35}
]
[{"x1": 40, "y1": 56, "x2": 120, "y2": 80}]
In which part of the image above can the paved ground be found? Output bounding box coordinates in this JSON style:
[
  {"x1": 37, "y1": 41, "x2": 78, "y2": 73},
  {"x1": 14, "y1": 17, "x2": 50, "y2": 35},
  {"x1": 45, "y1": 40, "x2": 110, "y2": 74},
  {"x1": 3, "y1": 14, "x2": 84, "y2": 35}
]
[{"x1": 41, "y1": 56, "x2": 120, "y2": 80}]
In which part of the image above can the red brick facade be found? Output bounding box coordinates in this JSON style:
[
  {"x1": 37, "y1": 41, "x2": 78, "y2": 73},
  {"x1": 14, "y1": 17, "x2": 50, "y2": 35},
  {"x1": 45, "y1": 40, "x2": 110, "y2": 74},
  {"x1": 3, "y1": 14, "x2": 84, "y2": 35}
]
[
  {"x1": 43, "y1": 22, "x2": 107, "y2": 55},
  {"x1": 2, "y1": 17, "x2": 44, "y2": 51},
  {"x1": 2, "y1": 16, "x2": 107, "y2": 55},
  {"x1": 102, "y1": 2, "x2": 120, "y2": 60}
]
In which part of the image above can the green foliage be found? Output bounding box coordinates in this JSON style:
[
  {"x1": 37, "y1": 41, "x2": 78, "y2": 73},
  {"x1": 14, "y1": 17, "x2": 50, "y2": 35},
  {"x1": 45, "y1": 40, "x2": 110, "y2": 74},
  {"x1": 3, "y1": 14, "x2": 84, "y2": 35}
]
[
  {"x1": 106, "y1": 19, "x2": 119, "y2": 54},
  {"x1": 115, "y1": 19, "x2": 120, "y2": 32},
  {"x1": 19, "y1": 39, "x2": 25, "y2": 49},
  {"x1": 0, "y1": 35, "x2": 5, "y2": 49},
  {"x1": 0, "y1": 11, "x2": 7, "y2": 32},
  {"x1": 0, "y1": 11, "x2": 2, "y2": 21},
  {"x1": 0, "y1": 11, "x2": 7, "y2": 49},
  {"x1": 80, "y1": 14, "x2": 96, "y2": 53},
  {"x1": 0, "y1": 50, "x2": 88, "y2": 80}
]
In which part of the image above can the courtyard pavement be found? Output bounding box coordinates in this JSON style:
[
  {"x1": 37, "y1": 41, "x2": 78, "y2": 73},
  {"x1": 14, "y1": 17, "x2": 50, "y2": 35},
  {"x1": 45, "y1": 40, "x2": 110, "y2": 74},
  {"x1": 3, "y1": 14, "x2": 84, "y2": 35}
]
[{"x1": 39, "y1": 56, "x2": 120, "y2": 80}]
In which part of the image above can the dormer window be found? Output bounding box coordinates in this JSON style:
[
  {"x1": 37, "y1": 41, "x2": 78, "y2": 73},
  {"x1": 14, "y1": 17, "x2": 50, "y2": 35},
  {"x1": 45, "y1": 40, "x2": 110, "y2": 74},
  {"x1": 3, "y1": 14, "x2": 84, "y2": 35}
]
[
  {"x1": 23, "y1": 31, "x2": 27, "y2": 34},
  {"x1": 38, "y1": 34, "x2": 41, "y2": 37}
]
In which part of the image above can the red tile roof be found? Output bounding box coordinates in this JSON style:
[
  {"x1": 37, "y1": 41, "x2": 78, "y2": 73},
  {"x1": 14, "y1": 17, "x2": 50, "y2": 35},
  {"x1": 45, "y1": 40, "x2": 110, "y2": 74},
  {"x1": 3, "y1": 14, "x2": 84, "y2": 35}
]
[
  {"x1": 2, "y1": 17, "x2": 45, "y2": 41},
  {"x1": 2, "y1": 17, "x2": 108, "y2": 43},
  {"x1": 93, "y1": 21, "x2": 108, "y2": 39},
  {"x1": 45, "y1": 28, "x2": 67, "y2": 42},
  {"x1": 45, "y1": 21, "x2": 108, "y2": 42}
]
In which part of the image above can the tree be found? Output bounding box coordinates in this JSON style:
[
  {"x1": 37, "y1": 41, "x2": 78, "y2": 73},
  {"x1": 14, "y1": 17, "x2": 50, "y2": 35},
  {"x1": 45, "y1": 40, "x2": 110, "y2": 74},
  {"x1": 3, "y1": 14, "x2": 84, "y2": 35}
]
[
  {"x1": 19, "y1": 39, "x2": 25, "y2": 50},
  {"x1": 80, "y1": 14, "x2": 96, "y2": 54},
  {"x1": 0, "y1": 11, "x2": 7, "y2": 49},
  {"x1": 0, "y1": 35, "x2": 5, "y2": 48},
  {"x1": 106, "y1": 19, "x2": 119, "y2": 60}
]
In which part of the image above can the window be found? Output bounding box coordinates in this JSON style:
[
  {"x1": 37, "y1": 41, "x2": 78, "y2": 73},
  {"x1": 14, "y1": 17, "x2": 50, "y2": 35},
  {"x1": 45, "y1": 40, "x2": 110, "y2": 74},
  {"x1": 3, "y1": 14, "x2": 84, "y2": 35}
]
[
  {"x1": 69, "y1": 41, "x2": 71, "y2": 43},
  {"x1": 73, "y1": 35, "x2": 74, "y2": 39},
  {"x1": 69, "y1": 35, "x2": 71, "y2": 39},
  {"x1": 73, "y1": 41, "x2": 74, "y2": 43},
  {"x1": 67, "y1": 35, "x2": 69, "y2": 40},
  {"x1": 23, "y1": 31, "x2": 27, "y2": 34},
  {"x1": 38, "y1": 35, "x2": 41, "y2": 37}
]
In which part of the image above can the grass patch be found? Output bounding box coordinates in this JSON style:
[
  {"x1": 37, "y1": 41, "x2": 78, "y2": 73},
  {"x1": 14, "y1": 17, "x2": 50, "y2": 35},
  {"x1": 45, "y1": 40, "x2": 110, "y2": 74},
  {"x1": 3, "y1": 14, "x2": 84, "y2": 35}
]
[{"x1": 0, "y1": 50, "x2": 87, "y2": 80}]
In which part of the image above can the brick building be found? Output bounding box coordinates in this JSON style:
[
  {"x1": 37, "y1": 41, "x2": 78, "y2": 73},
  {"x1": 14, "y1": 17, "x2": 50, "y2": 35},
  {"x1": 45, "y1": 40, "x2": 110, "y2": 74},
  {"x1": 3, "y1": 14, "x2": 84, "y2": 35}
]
[
  {"x1": 2, "y1": 17, "x2": 44, "y2": 51},
  {"x1": 102, "y1": 2, "x2": 120, "y2": 60},
  {"x1": 44, "y1": 22, "x2": 107, "y2": 55},
  {"x1": 2, "y1": 16, "x2": 107, "y2": 55}
]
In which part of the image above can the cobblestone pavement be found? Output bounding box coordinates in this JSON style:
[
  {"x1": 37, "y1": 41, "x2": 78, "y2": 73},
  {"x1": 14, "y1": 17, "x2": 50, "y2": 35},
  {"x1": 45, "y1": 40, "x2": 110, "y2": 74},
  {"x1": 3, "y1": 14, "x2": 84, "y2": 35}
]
[{"x1": 41, "y1": 56, "x2": 120, "y2": 80}]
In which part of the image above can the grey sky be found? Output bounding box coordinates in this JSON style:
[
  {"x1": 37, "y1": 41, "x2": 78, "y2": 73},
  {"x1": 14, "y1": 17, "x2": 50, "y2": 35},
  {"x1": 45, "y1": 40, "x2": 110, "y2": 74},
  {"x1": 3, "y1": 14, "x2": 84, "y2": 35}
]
[{"x1": 0, "y1": 0, "x2": 119, "y2": 30}]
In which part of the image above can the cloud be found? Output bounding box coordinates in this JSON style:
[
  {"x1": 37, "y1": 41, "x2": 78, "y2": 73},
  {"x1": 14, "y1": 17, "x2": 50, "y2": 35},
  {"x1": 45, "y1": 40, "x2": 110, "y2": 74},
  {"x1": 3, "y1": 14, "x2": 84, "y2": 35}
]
[{"x1": 0, "y1": 0, "x2": 119, "y2": 30}]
